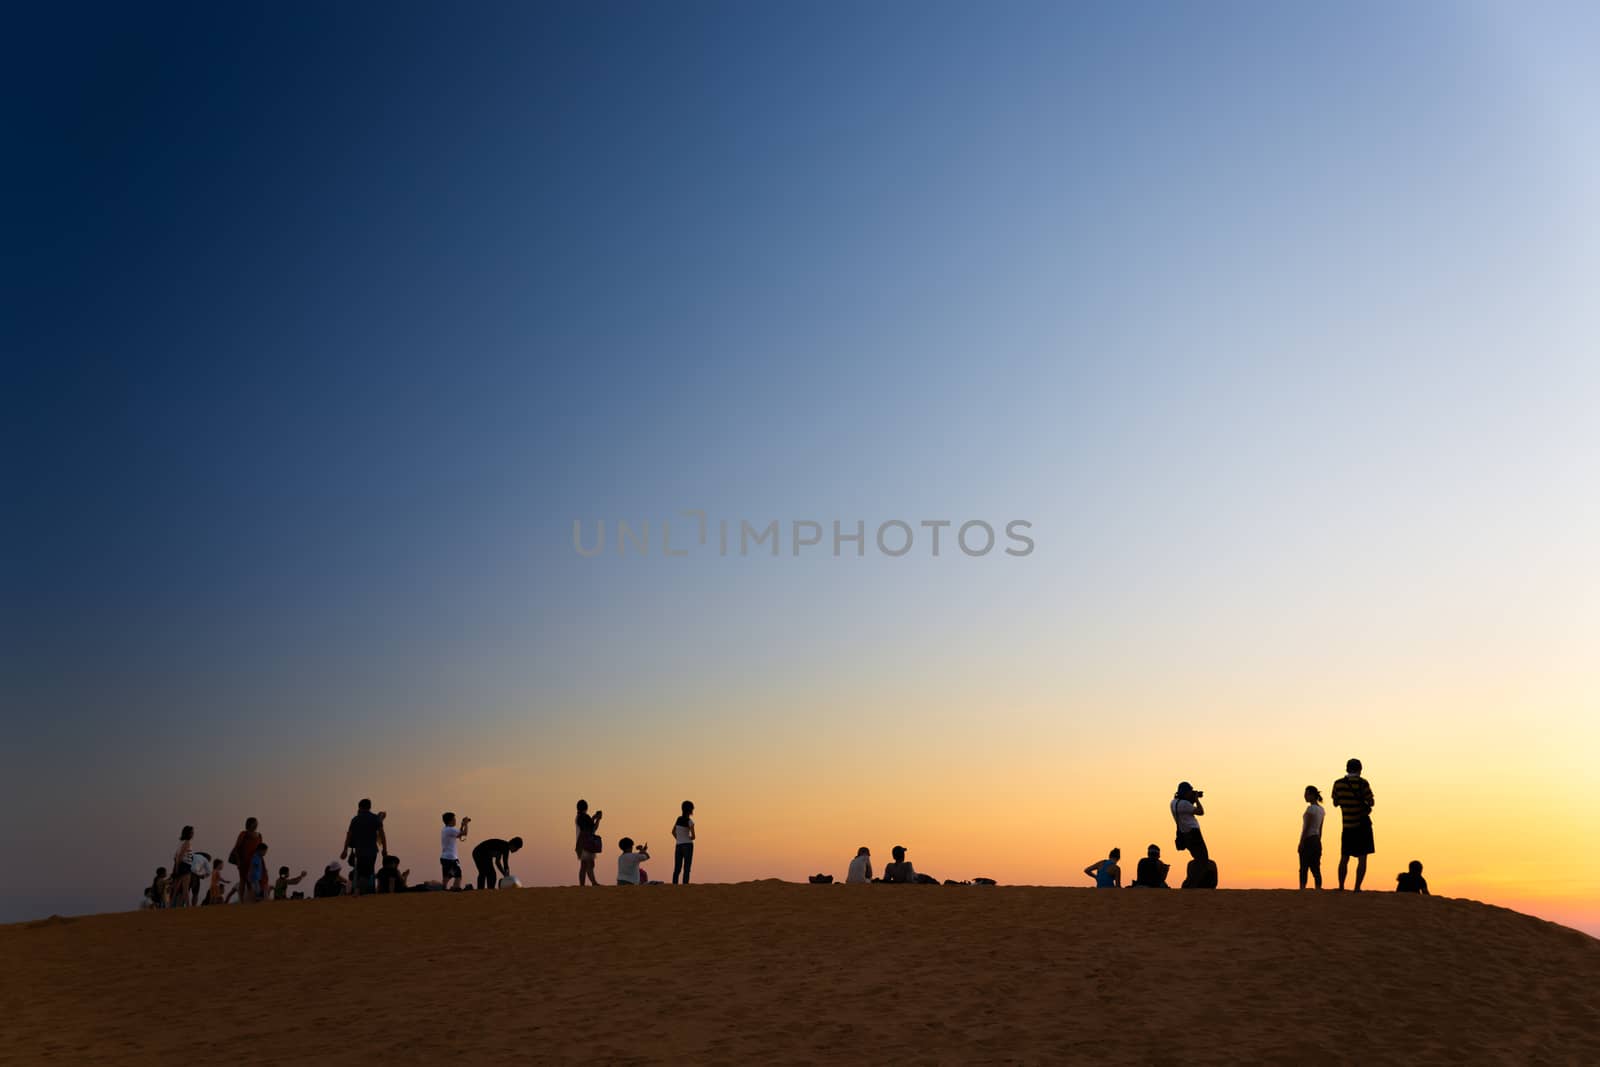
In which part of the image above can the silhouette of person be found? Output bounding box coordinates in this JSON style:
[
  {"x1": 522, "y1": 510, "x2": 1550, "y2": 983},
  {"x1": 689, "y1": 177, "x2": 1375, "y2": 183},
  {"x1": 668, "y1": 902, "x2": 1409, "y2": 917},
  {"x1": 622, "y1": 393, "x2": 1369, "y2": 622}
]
[
  {"x1": 846, "y1": 846, "x2": 873, "y2": 883},
  {"x1": 341, "y1": 799, "x2": 387, "y2": 896},
  {"x1": 1170, "y1": 782, "x2": 1208, "y2": 861},
  {"x1": 1395, "y1": 860, "x2": 1429, "y2": 894},
  {"x1": 1084, "y1": 848, "x2": 1121, "y2": 888},
  {"x1": 671, "y1": 800, "x2": 696, "y2": 885},
  {"x1": 1330, "y1": 758, "x2": 1375, "y2": 890},
  {"x1": 882, "y1": 845, "x2": 918, "y2": 883},
  {"x1": 575, "y1": 799, "x2": 604, "y2": 886},
  {"x1": 1132, "y1": 844, "x2": 1169, "y2": 888},
  {"x1": 472, "y1": 836, "x2": 522, "y2": 889},
  {"x1": 1299, "y1": 785, "x2": 1326, "y2": 890}
]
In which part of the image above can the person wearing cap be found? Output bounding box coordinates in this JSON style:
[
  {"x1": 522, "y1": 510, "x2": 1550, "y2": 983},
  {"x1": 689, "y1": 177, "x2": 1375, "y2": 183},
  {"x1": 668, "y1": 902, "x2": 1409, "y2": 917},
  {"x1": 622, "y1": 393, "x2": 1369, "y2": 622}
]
[
  {"x1": 1170, "y1": 782, "x2": 1208, "y2": 862},
  {"x1": 313, "y1": 861, "x2": 346, "y2": 899},
  {"x1": 1330, "y1": 758, "x2": 1376, "y2": 890},
  {"x1": 1132, "y1": 844, "x2": 1169, "y2": 888},
  {"x1": 882, "y1": 845, "x2": 918, "y2": 883}
]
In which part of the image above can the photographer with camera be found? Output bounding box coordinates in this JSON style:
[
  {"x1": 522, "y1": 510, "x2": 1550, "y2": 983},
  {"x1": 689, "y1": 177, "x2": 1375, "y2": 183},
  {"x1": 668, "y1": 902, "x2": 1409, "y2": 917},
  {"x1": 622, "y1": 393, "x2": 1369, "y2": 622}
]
[{"x1": 1171, "y1": 781, "x2": 1208, "y2": 862}]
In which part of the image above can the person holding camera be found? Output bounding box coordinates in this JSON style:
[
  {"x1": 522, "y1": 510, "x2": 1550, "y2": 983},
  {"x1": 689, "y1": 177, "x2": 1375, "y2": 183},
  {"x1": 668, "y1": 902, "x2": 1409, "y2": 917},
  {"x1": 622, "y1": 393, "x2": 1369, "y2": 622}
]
[{"x1": 1171, "y1": 781, "x2": 1208, "y2": 862}]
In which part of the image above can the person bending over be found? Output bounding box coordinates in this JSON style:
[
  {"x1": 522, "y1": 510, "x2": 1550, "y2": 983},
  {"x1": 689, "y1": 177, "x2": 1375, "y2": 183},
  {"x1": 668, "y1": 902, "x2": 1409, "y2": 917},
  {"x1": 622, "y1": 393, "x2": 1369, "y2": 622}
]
[{"x1": 472, "y1": 836, "x2": 522, "y2": 889}]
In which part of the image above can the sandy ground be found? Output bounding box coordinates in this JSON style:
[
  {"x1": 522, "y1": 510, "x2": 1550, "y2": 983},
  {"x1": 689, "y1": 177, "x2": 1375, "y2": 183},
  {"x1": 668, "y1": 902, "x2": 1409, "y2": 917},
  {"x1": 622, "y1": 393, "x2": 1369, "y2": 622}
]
[{"x1": 3, "y1": 882, "x2": 1596, "y2": 1064}]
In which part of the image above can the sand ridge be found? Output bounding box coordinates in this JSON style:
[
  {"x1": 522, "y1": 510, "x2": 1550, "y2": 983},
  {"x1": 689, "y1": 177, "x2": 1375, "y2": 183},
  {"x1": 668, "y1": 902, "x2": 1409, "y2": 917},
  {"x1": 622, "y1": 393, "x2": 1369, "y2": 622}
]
[{"x1": 3, "y1": 883, "x2": 1596, "y2": 1063}]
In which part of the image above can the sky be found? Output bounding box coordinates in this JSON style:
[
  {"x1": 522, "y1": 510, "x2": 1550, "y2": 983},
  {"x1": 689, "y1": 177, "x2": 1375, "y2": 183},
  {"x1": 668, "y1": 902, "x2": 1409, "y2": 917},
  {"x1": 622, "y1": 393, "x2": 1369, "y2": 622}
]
[{"x1": 4, "y1": 2, "x2": 1598, "y2": 934}]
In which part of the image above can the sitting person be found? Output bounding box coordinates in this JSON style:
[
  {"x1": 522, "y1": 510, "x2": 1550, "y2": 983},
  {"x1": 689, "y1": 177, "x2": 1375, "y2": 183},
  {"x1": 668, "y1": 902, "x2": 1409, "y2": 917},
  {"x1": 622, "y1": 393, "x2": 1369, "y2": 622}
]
[
  {"x1": 846, "y1": 846, "x2": 873, "y2": 884},
  {"x1": 375, "y1": 854, "x2": 410, "y2": 893},
  {"x1": 882, "y1": 845, "x2": 918, "y2": 883},
  {"x1": 1395, "y1": 860, "x2": 1429, "y2": 894},
  {"x1": 617, "y1": 837, "x2": 650, "y2": 885},
  {"x1": 1084, "y1": 847, "x2": 1122, "y2": 888},
  {"x1": 1132, "y1": 844, "x2": 1170, "y2": 888},
  {"x1": 313, "y1": 861, "x2": 346, "y2": 899}
]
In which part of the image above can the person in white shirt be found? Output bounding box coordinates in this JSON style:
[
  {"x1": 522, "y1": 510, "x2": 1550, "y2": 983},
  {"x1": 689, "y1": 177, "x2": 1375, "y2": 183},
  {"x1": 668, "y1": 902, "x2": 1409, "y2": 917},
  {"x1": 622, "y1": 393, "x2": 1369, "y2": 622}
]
[
  {"x1": 617, "y1": 837, "x2": 650, "y2": 885},
  {"x1": 440, "y1": 811, "x2": 470, "y2": 891},
  {"x1": 846, "y1": 846, "x2": 873, "y2": 883},
  {"x1": 1298, "y1": 786, "x2": 1325, "y2": 890},
  {"x1": 671, "y1": 801, "x2": 696, "y2": 884},
  {"x1": 1170, "y1": 781, "x2": 1208, "y2": 862}
]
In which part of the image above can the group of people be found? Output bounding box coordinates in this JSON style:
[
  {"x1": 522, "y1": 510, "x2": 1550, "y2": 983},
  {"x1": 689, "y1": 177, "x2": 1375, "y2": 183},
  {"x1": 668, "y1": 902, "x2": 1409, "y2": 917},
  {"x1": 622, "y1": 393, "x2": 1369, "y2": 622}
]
[
  {"x1": 144, "y1": 760, "x2": 1435, "y2": 906},
  {"x1": 143, "y1": 798, "x2": 700, "y2": 908},
  {"x1": 1077, "y1": 759, "x2": 1429, "y2": 894}
]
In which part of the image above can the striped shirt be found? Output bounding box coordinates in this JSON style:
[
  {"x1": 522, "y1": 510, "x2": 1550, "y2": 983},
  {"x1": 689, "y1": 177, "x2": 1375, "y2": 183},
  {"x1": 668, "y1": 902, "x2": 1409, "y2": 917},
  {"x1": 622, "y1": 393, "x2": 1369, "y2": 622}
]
[{"x1": 1330, "y1": 775, "x2": 1375, "y2": 828}]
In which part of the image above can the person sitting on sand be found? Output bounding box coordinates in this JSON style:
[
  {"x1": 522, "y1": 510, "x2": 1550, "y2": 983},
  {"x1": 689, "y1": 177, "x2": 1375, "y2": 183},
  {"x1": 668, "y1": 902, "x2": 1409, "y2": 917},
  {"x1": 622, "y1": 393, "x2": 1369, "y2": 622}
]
[
  {"x1": 1085, "y1": 848, "x2": 1122, "y2": 888},
  {"x1": 313, "y1": 861, "x2": 345, "y2": 899},
  {"x1": 1395, "y1": 860, "x2": 1429, "y2": 894},
  {"x1": 617, "y1": 837, "x2": 650, "y2": 885},
  {"x1": 575, "y1": 800, "x2": 604, "y2": 886},
  {"x1": 846, "y1": 846, "x2": 873, "y2": 883},
  {"x1": 472, "y1": 836, "x2": 523, "y2": 890},
  {"x1": 170, "y1": 825, "x2": 195, "y2": 908},
  {"x1": 1132, "y1": 845, "x2": 1169, "y2": 888},
  {"x1": 1171, "y1": 782, "x2": 1208, "y2": 862},
  {"x1": 882, "y1": 845, "x2": 918, "y2": 883},
  {"x1": 671, "y1": 800, "x2": 696, "y2": 885},
  {"x1": 1330, "y1": 758, "x2": 1376, "y2": 891},
  {"x1": 440, "y1": 812, "x2": 470, "y2": 891},
  {"x1": 147, "y1": 867, "x2": 169, "y2": 909},
  {"x1": 376, "y1": 854, "x2": 410, "y2": 893},
  {"x1": 1299, "y1": 785, "x2": 1326, "y2": 890},
  {"x1": 273, "y1": 865, "x2": 308, "y2": 900}
]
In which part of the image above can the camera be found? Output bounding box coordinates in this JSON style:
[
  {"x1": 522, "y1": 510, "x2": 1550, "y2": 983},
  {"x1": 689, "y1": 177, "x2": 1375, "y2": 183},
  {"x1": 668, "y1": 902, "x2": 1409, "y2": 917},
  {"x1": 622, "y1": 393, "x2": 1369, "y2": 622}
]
[{"x1": 1193, "y1": 790, "x2": 1204, "y2": 798}]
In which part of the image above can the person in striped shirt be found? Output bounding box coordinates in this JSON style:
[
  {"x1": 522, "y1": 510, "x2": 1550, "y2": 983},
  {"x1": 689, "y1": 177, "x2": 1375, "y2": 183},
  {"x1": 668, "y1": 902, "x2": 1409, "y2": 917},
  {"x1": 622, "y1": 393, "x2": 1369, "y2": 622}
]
[{"x1": 1330, "y1": 758, "x2": 1376, "y2": 890}]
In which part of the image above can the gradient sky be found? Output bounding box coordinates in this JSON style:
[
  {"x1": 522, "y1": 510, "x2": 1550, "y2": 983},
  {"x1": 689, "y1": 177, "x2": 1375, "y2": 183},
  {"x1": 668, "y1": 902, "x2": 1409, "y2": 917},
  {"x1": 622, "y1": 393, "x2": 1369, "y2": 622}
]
[{"x1": 5, "y1": 3, "x2": 1598, "y2": 934}]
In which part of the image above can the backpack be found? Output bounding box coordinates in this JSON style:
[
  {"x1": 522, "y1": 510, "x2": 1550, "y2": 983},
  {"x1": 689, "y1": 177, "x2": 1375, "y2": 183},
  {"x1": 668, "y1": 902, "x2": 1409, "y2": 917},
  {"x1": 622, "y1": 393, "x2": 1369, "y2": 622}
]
[
  {"x1": 1181, "y1": 858, "x2": 1218, "y2": 889},
  {"x1": 808, "y1": 874, "x2": 834, "y2": 884}
]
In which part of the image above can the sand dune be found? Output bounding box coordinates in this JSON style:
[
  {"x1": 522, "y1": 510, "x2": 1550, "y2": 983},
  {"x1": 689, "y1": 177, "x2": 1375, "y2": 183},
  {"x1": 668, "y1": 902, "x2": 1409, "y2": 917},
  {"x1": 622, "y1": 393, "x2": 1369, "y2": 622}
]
[{"x1": 3, "y1": 883, "x2": 1596, "y2": 1063}]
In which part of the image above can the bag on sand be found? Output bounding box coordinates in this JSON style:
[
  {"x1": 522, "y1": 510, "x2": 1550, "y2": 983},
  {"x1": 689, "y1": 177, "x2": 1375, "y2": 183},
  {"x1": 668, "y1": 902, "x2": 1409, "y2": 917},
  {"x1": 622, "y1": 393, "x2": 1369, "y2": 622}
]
[
  {"x1": 1181, "y1": 858, "x2": 1219, "y2": 889},
  {"x1": 808, "y1": 874, "x2": 834, "y2": 884}
]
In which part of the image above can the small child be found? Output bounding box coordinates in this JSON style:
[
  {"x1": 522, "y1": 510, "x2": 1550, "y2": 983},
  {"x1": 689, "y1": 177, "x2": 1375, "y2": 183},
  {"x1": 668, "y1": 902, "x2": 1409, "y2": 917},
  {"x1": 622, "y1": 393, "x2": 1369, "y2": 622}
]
[
  {"x1": 617, "y1": 837, "x2": 650, "y2": 885},
  {"x1": 206, "y1": 862, "x2": 228, "y2": 905},
  {"x1": 146, "y1": 867, "x2": 169, "y2": 909},
  {"x1": 376, "y1": 854, "x2": 410, "y2": 893},
  {"x1": 1395, "y1": 860, "x2": 1429, "y2": 894},
  {"x1": 273, "y1": 865, "x2": 308, "y2": 900},
  {"x1": 250, "y1": 843, "x2": 271, "y2": 901}
]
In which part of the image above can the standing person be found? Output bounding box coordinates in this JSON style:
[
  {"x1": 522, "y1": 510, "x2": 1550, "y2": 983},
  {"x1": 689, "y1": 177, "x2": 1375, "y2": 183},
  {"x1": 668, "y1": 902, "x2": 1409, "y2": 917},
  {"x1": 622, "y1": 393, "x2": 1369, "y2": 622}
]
[
  {"x1": 341, "y1": 798, "x2": 387, "y2": 896},
  {"x1": 230, "y1": 818, "x2": 262, "y2": 904},
  {"x1": 1330, "y1": 759, "x2": 1376, "y2": 891},
  {"x1": 1299, "y1": 785, "x2": 1326, "y2": 890},
  {"x1": 846, "y1": 847, "x2": 873, "y2": 884},
  {"x1": 575, "y1": 800, "x2": 603, "y2": 886},
  {"x1": 1170, "y1": 782, "x2": 1208, "y2": 862},
  {"x1": 671, "y1": 801, "x2": 696, "y2": 885},
  {"x1": 1084, "y1": 848, "x2": 1122, "y2": 888},
  {"x1": 170, "y1": 826, "x2": 195, "y2": 907},
  {"x1": 472, "y1": 836, "x2": 523, "y2": 890},
  {"x1": 250, "y1": 842, "x2": 272, "y2": 901},
  {"x1": 440, "y1": 812, "x2": 470, "y2": 891}
]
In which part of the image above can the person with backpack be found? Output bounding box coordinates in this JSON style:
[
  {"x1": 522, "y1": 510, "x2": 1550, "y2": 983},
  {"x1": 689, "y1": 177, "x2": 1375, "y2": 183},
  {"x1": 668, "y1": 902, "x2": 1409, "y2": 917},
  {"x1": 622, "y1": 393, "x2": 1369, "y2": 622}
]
[{"x1": 1330, "y1": 758, "x2": 1376, "y2": 891}]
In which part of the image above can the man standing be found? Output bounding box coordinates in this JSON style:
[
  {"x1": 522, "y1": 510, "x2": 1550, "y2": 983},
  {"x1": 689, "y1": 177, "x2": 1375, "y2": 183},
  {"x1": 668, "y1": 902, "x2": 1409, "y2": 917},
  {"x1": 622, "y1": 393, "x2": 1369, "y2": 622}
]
[
  {"x1": 1330, "y1": 758, "x2": 1376, "y2": 890},
  {"x1": 1170, "y1": 782, "x2": 1208, "y2": 862},
  {"x1": 230, "y1": 818, "x2": 262, "y2": 904},
  {"x1": 341, "y1": 798, "x2": 387, "y2": 896}
]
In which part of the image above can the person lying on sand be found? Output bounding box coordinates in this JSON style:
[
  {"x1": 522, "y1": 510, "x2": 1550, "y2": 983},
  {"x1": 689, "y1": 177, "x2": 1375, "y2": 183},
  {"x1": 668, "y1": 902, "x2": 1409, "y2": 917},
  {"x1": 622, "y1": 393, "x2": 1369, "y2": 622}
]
[
  {"x1": 882, "y1": 845, "x2": 918, "y2": 883},
  {"x1": 1085, "y1": 848, "x2": 1121, "y2": 888},
  {"x1": 846, "y1": 846, "x2": 873, "y2": 883},
  {"x1": 1395, "y1": 860, "x2": 1429, "y2": 894},
  {"x1": 1131, "y1": 844, "x2": 1169, "y2": 888}
]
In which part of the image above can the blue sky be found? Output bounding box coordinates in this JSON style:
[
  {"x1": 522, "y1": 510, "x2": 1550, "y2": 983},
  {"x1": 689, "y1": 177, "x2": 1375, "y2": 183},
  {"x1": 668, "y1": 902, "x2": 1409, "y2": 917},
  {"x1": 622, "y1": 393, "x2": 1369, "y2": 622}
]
[{"x1": 5, "y1": 3, "x2": 1598, "y2": 928}]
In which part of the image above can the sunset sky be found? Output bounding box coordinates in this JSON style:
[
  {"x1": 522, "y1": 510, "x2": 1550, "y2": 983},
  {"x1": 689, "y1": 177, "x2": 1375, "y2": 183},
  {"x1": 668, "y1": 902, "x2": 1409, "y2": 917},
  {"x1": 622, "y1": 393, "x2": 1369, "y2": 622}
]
[{"x1": 6, "y1": 3, "x2": 1598, "y2": 934}]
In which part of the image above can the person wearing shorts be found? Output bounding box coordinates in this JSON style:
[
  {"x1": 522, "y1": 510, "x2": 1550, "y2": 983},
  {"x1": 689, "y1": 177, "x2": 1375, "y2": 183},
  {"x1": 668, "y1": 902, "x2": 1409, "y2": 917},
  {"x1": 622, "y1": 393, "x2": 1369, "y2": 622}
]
[
  {"x1": 440, "y1": 811, "x2": 470, "y2": 890},
  {"x1": 1330, "y1": 758, "x2": 1376, "y2": 890}
]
